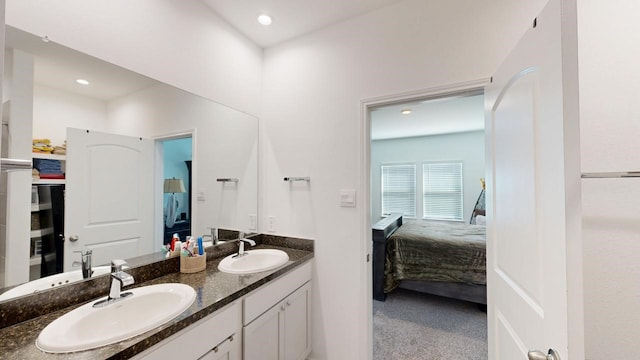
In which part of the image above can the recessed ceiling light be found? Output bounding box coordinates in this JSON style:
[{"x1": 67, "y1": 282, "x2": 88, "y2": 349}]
[
  {"x1": 257, "y1": 14, "x2": 272, "y2": 26},
  {"x1": 76, "y1": 79, "x2": 90, "y2": 85},
  {"x1": 401, "y1": 109, "x2": 412, "y2": 115}
]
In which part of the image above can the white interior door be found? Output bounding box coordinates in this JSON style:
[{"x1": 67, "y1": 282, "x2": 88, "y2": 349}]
[
  {"x1": 485, "y1": 0, "x2": 583, "y2": 359},
  {"x1": 65, "y1": 128, "x2": 154, "y2": 271}
]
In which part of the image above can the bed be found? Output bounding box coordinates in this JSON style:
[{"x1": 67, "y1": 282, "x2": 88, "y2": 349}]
[{"x1": 372, "y1": 214, "x2": 487, "y2": 304}]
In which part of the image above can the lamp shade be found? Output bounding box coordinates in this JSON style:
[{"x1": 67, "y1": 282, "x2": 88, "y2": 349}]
[{"x1": 163, "y1": 178, "x2": 186, "y2": 193}]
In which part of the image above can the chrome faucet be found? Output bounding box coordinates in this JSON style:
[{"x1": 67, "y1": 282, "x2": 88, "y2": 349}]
[
  {"x1": 234, "y1": 232, "x2": 256, "y2": 258},
  {"x1": 72, "y1": 249, "x2": 93, "y2": 279},
  {"x1": 202, "y1": 227, "x2": 219, "y2": 245},
  {"x1": 93, "y1": 259, "x2": 134, "y2": 308}
]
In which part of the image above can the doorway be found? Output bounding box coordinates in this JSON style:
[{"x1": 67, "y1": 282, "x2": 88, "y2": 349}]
[
  {"x1": 363, "y1": 82, "x2": 488, "y2": 359},
  {"x1": 156, "y1": 134, "x2": 194, "y2": 245}
]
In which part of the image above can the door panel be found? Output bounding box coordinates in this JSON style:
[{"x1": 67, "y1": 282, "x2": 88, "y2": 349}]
[
  {"x1": 243, "y1": 303, "x2": 281, "y2": 360},
  {"x1": 65, "y1": 128, "x2": 153, "y2": 270},
  {"x1": 284, "y1": 283, "x2": 311, "y2": 360},
  {"x1": 493, "y1": 74, "x2": 542, "y2": 308},
  {"x1": 485, "y1": 0, "x2": 582, "y2": 358}
]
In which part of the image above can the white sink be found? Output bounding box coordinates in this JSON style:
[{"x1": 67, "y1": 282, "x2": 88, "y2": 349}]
[
  {"x1": 218, "y1": 249, "x2": 289, "y2": 274},
  {"x1": 0, "y1": 266, "x2": 112, "y2": 302},
  {"x1": 36, "y1": 283, "x2": 196, "y2": 353}
]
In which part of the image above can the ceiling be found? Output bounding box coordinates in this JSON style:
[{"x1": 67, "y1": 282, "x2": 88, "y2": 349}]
[
  {"x1": 199, "y1": 1, "x2": 485, "y2": 138},
  {"x1": 201, "y1": 0, "x2": 406, "y2": 48},
  {"x1": 5, "y1": 26, "x2": 159, "y2": 101},
  {"x1": 371, "y1": 94, "x2": 485, "y2": 140}
]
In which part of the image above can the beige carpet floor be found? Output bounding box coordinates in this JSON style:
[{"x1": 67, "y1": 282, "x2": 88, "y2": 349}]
[{"x1": 373, "y1": 288, "x2": 487, "y2": 360}]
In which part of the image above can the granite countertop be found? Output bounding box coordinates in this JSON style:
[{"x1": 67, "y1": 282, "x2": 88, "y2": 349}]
[{"x1": 0, "y1": 239, "x2": 313, "y2": 360}]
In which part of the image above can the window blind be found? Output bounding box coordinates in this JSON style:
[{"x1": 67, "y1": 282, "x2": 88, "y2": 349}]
[
  {"x1": 423, "y1": 162, "x2": 463, "y2": 221},
  {"x1": 381, "y1": 164, "x2": 416, "y2": 218}
]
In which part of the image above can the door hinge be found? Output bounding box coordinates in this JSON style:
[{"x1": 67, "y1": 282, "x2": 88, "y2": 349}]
[{"x1": 366, "y1": 254, "x2": 370, "y2": 262}]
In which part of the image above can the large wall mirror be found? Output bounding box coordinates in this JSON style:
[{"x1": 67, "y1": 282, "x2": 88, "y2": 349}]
[{"x1": 0, "y1": 25, "x2": 258, "y2": 301}]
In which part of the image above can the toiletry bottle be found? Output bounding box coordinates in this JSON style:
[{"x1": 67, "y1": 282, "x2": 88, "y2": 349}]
[
  {"x1": 171, "y1": 233, "x2": 179, "y2": 251},
  {"x1": 197, "y1": 237, "x2": 204, "y2": 256}
]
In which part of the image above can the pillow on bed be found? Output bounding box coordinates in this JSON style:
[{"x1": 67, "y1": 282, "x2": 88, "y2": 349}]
[{"x1": 474, "y1": 215, "x2": 486, "y2": 226}]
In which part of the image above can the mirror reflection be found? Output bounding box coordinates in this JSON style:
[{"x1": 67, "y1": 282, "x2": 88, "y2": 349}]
[{"x1": 0, "y1": 26, "x2": 258, "y2": 300}]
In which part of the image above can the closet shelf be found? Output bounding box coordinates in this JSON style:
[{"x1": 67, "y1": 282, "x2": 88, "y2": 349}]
[
  {"x1": 32, "y1": 153, "x2": 66, "y2": 161},
  {"x1": 31, "y1": 202, "x2": 52, "y2": 212},
  {"x1": 33, "y1": 179, "x2": 66, "y2": 185},
  {"x1": 29, "y1": 256, "x2": 41, "y2": 266},
  {"x1": 31, "y1": 227, "x2": 53, "y2": 238}
]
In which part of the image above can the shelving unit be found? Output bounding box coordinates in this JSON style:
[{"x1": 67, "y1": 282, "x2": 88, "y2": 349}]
[
  {"x1": 29, "y1": 150, "x2": 66, "y2": 281},
  {"x1": 30, "y1": 185, "x2": 50, "y2": 279},
  {"x1": 33, "y1": 178, "x2": 65, "y2": 185}
]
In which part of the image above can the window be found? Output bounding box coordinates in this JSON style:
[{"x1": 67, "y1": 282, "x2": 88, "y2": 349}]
[
  {"x1": 423, "y1": 162, "x2": 463, "y2": 221},
  {"x1": 381, "y1": 164, "x2": 416, "y2": 217}
]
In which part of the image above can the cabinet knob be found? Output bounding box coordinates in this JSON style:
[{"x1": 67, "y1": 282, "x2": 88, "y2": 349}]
[
  {"x1": 69, "y1": 235, "x2": 79, "y2": 242},
  {"x1": 213, "y1": 347, "x2": 219, "y2": 353},
  {"x1": 281, "y1": 304, "x2": 286, "y2": 311},
  {"x1": 229, "y1": 335, "x2": 234, "y2": 342},
  {"x1": 286, "y1": 301, "x2": 291, "y2": 307}
]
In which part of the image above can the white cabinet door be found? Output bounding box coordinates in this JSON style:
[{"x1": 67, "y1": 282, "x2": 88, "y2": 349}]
[
  {"x1": 244, "y1": 301, "x2": 282, "y2": 360},
  {"x1": 244, "y1": 281, "x2": 311, "y2": 360},
  {"x1": 283, "y1": 282, "x2": 311, "y2": 360}
]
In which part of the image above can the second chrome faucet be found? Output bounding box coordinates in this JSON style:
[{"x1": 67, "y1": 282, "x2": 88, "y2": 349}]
[
  {"x1": 234, "y1": 232, "x2": 256, "y2": 258},
  {"x1": 93, "y1": 259, "x2": 134, "y2": 308}
]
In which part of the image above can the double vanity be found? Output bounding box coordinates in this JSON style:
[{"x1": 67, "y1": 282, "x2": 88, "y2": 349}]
[{"x1": 0, "y1": 235, "x2": 313, "y2": 359}]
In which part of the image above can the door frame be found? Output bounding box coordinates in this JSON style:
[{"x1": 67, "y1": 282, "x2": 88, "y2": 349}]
[
  {"x1": 153, "y1": 129, "x2": 197, "y2": 248},
  {"x1": 359, "y1": 78, "x2": 489, "y2": 358}
]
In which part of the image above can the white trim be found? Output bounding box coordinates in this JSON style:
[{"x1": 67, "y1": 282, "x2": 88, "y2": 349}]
[{"x1": 359, "y1": 78, "x2": 489, "y2": 359}]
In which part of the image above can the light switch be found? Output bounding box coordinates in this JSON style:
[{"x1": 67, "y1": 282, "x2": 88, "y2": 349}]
[{"x1": 340, "y1": 189, "x2": 356, "y2": 207}]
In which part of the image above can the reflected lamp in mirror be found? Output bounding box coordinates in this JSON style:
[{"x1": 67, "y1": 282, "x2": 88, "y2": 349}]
[{"x1": 164, "y1": 178, "x2": 186, "y2": 228}]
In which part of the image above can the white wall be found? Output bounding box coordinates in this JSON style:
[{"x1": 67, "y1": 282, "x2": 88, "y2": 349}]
[
  {"x1": 261, "y1": 0, "x2": 547, "y2": 358},
  {"x1": 33, "y1": 84, "x2": 108, "y2": 146},
  {"x1": 371, "y1": 131, "x2": 485, "y2": 224},
  {"x1": 578, "y1": 0, "x2": 640, "y2": 358},
  {"x1": 5, "y1": 0, "x2": 262, "y2": 116}
]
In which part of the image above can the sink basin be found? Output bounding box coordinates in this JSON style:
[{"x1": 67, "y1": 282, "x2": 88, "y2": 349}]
[
  {"x1": 218, "y1": 249, "x2": 289, "y2": 274},
  {"x1": 0, "y1": 266, "x2": 112, "y2": 302},
  {"x1": 36, "y1": 283, "x2": 196, "y2": 353}
]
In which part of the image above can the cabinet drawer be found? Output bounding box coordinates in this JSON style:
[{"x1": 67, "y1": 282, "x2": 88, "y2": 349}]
[
  {"x1": 243, "y1": 260, "x2": 312, "y2": 326},
  {"x1": 134, "y1": 301, "x2": 240, "y2": 359}
]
